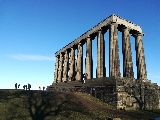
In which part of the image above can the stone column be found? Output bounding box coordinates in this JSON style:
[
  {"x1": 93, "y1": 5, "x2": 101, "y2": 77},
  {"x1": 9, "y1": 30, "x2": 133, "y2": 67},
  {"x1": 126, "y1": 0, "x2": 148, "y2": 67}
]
[
  {"x1": 74, "y1": 54, "x2": 77, "y2": 80},
  {"x1": 76, "y1": 43, "x2": 83, "y2": 80},
  {"x1": 69, "y1": 47, "x2": 75, "y2": 81},
  {"x1": 134, "y1": 33, "x2": 147, "y2": 79},
  {"x1": 97, "y1": 29, "x2": 105, "y2": 78},
  {"x1": 57, "y1": 53, "x2": 63, "y2": 83},
  {"x1": 122, "y1": 27, "x2": 134, "y2": 78},
  {"x1": 62, "y1": 50, "x2": 69, "y2": 82},
  {"x1": 54, "y1": 56, "x2": 59, "y2": 83},
  {"x1": 109, "y1": 23, "x2": 120, "y2": 77},
  {"x1": 85, "y1": 36, "x2": 93, "y2": 79}
]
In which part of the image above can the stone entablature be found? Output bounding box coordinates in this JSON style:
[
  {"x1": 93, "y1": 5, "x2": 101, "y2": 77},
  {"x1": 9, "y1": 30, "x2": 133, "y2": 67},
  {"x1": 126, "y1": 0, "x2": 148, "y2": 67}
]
[{"x1": 55, "y1": 14, "x2": 142, "y2": 56}]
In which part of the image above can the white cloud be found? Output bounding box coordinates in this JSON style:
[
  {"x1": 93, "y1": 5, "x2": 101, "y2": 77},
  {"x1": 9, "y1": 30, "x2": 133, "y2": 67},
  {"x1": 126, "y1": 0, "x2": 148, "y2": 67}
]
[{"x1": 7, "y1": 54, "x2": 55, "y2": 61}]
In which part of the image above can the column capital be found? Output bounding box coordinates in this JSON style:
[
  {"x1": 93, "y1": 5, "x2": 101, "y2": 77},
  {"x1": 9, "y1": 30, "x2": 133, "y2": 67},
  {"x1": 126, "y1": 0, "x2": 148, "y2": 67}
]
[
  {"x1": 86, "y1": 36, "x2": 92, "y2": 42},
  {"x1": 122, "y1": 26, "x2": 131, "y2": 32},
  {"x1": 65, "y1": 50, "x2": 68, "y2": 54},
  {"x1": 60, "y1": 52, "x2": 65, "y2": 56},
  {"x1": 68, "y1": 47, "x2": 76, "y2": 52},
  {"x1": 78, "y1": 42, "x2": 82, "y2": 45},
  {"x1": 87, "y1": 35, "x2": 91, "y2": 38},
  {"x1": 97, "y1": 28, "x2": 105, "y2": 35},
  {"x1": 132, "y1": 32, "x2": 144, "y2": 37},
  {"x1": 56, "y1": 55, "x2": 60, "y2": 58},
  {"x1": 109, "y1": 22, "x2": 118, "y2": 27},
  {"x1": 97, "y1": 28, "x2": 104, "y2": 33}
]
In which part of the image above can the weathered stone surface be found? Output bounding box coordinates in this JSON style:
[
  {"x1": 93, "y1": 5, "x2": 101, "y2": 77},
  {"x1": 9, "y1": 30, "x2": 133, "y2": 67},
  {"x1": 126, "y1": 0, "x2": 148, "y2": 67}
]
[
  {"x1": 74, "y1": 55, "x2": 77, "y2": 80},
  {"x1": 109, "y1": 23, "x2": 120, "y2": 77},
  {"x1": 57, "y1": 53, "x2": 63, "y2": 83},
  {"x1": 122, "y1": 27, "x2": 134, "y2": 78},
  {"x1": 115, "y1": 77, "x2": 160, "y2": 110},
  {"x1": 85, "y1": 36, "x2": 92, "y2": 79},
  {"x1": 48, "y1": 77, "x2": 160, "y2": 110},
  {"x1": 134, "y1": 33, "x2": 147, "y2": 79},
  {"x1": 54, "y1": 56, "x2": 59, "y2": 83},
  {"x1": 97, "y1": 30, "x2": 105, "y2": 78},
  {"x1": 76, "y1": 43, "x2": 83, "y2": 80},
  {"x1": 69, "y1": 48, "x2": 75, "y2": 81},
  {"x1": 62, "y1": 51, "x2": 69, "y2": 82}
]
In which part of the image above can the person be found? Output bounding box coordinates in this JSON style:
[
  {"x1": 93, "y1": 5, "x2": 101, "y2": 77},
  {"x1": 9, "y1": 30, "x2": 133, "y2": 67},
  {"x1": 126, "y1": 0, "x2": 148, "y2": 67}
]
[
  {"x1": 18, "y1": 84, "x2": 20, "y2": 88},
  {"x1": 15, "y1": 83, "x2": 17, "y2": 89},
  {"x1": 23, "y1": 85, "x2": 25, "y2": 90},
  {"x1": 43, "y1": 86, "x2": 45, "y2": 91},
  {"x1": 28, "y1": 83, "x2": 31, "y2": 90},
  {"x1": 25, "y1": 85, "x2": 27, "y2": 90},
  {"x1": 83, "y1": 73, "x2": 86, "y2": 84},
  {"x1": 39, "y1": 86, "x2": 41, "y2": 90}
]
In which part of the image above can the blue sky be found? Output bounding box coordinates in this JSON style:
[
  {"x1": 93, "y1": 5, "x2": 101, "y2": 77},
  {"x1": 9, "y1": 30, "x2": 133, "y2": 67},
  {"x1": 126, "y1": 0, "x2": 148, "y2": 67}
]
[{"x1": 0, "y1": 0, "x2": 160, "y2": 90}]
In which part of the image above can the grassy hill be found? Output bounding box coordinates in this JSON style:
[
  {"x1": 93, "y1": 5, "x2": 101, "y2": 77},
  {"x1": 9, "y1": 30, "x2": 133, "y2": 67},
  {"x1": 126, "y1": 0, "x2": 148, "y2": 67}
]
[{"x1": 0, "y1": 90, "x2": 159, "y2": 120}]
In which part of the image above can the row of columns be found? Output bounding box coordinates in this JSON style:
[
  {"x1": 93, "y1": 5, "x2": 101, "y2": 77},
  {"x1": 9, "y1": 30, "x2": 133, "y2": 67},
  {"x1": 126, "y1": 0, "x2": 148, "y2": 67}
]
[{"x1": 54, "y1": 22, "x2": 147, "y2": 83}]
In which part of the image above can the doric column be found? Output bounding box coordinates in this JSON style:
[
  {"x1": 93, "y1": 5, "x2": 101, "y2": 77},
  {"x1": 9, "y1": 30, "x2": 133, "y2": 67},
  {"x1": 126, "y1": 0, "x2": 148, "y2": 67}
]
[
  {"x1": 122, "y1": 27, "x2": 134, "y2": 78},
  {"x1": 74, "y1": 54, "x2": 77, "y2": 80},
  {"x1": 76, "y1": 43, "x2": 83, "y2": 80},
  {"x1": 109, "y1": 23, "x2": 120, "y2": 77},
  {"x1": 97, "y1": 29, "x2": 105, "y2": 78},
  {"x1": 54, "y1": 55, "x2": 59, "y2": 83},
  {"x1": 57, "y1": 53, "x2": 64, "y2": 83},
  {"x1": 134, "y1": 33, "x2": 147, "y2": 79},
  {"x1": 69, "y1": 47, "x2": 75, "y2": 81},
  {"x1": 85, "y1": 36, "x2": 93, "y2": 79},
  {"x1": 62, "y1": 50, "x2": 69, "y2": 82}
]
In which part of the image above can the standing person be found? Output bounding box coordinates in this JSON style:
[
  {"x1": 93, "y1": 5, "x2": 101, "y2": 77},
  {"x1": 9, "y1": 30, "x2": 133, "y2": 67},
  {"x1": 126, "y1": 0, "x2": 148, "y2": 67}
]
[
  {"x1": 18, "y1": 84, "x2": 20, "y2": 88},
  {"x1": 25, "y1": 85, "x2": 27, "y2": 90},
  {"x1": 28, "y1": 83, "x2": 31, "y2": 90},
  {"x1": 83, "y1": 73, "x2": 85, "y2": 84},
  {"x1": 43, "y1": 86, "x2": 45, "y2": 91},
  {"x1": 15, "y1": 83, "x2": 17, "y2": 89},
  {"x1": 83, "y1": 73, "x2": 88, "y2": 84},
  {"x1": 30, "y1": 84, "x2": 31, "y2": 90},
  {"x1": 23, "y1": 85, "x2": 25, "y2": 90},
  {"x1": 39, "y1": 86, "x2": 41, "y2": 90}
]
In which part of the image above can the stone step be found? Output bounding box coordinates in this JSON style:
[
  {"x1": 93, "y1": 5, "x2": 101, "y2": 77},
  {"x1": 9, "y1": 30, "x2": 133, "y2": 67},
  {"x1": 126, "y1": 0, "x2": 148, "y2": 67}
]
[{"x1": 47, "y1": 77, "x2": 116, "y2": 90}]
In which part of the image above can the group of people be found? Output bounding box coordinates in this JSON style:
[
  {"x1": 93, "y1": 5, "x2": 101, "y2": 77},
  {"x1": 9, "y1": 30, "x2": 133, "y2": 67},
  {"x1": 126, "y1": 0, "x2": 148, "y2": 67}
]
[
  {"x1": 39, "y1": 86, "x2": 45, "y2": 91},
  {"x1": 15, "y1": 73, "x2": 88, "y2": 90},
  {"x1": 23, "y1": 83, "x2": 31, "y2": 90},
  {"x1": 15, "y1": 83, "x2": 20, "y2": 89},
  {"x1": 15, "y1": 83, "x2": 31, "y2": 90},
  {"x1": 15, "y1": 83, "x2": 46, "y2": 90}
]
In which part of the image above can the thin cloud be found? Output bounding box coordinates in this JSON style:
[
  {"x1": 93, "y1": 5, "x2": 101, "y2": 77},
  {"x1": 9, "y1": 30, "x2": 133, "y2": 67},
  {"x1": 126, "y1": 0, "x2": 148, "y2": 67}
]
[{"x1": 7, "y1": 54, "x2": 55, "y2": 61}]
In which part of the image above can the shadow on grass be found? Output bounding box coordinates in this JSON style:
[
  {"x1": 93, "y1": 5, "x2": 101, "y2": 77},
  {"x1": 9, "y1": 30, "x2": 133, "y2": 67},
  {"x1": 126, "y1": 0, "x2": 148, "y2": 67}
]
[
  {"x1": 0, "y1": 90, "x2": 92, "y2": 119},
  {"x1": 26, "y1": 91, "x2": 93, "y2": 119},
  {"x1": 0, "y1": 90, "x2": 159, "y2": 120}
]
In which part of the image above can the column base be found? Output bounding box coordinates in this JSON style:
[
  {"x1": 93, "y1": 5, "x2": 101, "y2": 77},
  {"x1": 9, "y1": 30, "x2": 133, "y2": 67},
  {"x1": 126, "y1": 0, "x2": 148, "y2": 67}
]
[{"x1": 62, "y1": 78, "x2": 68, "y2": 82}]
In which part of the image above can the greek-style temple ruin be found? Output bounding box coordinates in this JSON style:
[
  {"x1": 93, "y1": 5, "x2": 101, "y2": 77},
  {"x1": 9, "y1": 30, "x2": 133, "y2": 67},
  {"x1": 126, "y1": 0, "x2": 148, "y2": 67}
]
[{"x1": 47, "y1": 14, "x2": 160, "y2": 110}]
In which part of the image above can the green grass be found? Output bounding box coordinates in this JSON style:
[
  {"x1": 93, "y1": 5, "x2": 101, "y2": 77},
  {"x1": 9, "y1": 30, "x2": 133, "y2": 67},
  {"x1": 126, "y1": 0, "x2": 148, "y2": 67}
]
[{"x1": 0, "y1": 90, "x2": 159, "y2": 120}]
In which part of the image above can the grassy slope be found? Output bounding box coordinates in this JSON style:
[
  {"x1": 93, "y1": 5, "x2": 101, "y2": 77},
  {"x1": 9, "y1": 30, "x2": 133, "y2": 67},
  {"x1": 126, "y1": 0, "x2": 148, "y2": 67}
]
[{"x1": 0, "y1": 90, "x2": 159, "y2": 120}]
